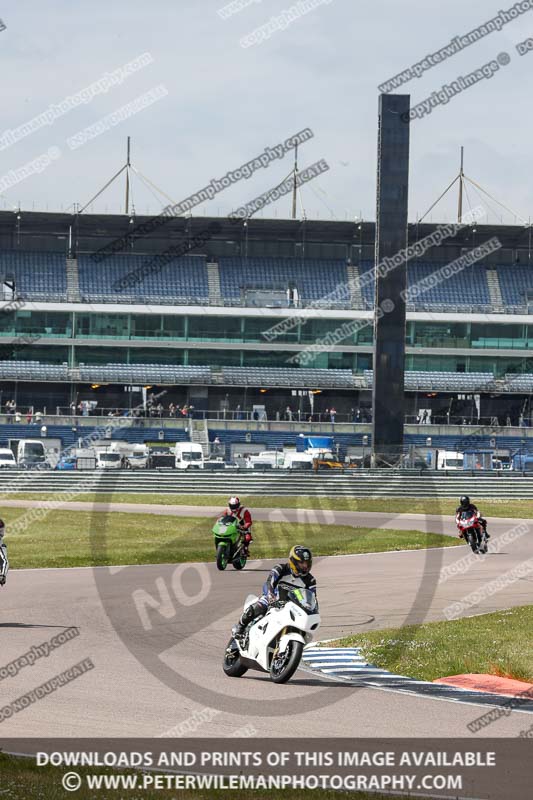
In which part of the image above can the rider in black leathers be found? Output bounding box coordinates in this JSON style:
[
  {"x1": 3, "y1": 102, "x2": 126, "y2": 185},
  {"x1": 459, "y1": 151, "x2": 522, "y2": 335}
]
[
  {"x1": 456, "y1": 496, "x2": 489, "y2": 541},
  {"x1": 0, "y1": 519, "x2": 9, "y2": 587}
]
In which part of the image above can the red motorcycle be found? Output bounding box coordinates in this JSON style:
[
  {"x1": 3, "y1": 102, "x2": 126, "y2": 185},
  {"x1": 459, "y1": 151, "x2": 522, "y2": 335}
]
[{"x1": 457, "y1": 510, "x2": 487, "y2": 554}]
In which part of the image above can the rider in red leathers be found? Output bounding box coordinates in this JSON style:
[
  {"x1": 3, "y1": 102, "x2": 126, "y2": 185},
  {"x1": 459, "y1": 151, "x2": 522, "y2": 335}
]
[{"x1": 224, "y1": 497, "x2": 253, "y2": 554}]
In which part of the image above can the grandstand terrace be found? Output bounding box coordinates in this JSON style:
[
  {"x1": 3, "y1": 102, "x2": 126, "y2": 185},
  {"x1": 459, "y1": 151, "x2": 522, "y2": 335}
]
[{"x1": 1, "y1": 211, "x2": 533, "y2": 430}]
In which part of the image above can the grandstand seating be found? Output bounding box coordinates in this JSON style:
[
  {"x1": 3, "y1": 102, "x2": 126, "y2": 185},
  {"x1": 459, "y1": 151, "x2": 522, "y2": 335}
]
[
  {"x1": 77, "y1": 363, "x2": 212, "y2": 384},
  {"x1": 497, "y1": 264, "x2": 533, "y2": 307},
  {"x1": 364, "y1": 370, "x2": 495, "y2": 391},
  {"x1": 0, "y1": 251, "x2": 67, "y2": 301},
  {"x1": 218, "y1": 258, "x2": 350, "y2": 306},
  {"x1": 221, "y1": 366, "x2": 354, "y2": 388},
  {"x1": 77, "y1": 254, "x2": 209, "y2": 304},
  {"x1": 359, "y1": 261, "x2": 492, "y2": 309},
  {"x1": 2, "y1": 249, "x2": 530, "y2": 313},
  {"x1": 0, "y1": 361, "x2": 69, "y2": 381}
]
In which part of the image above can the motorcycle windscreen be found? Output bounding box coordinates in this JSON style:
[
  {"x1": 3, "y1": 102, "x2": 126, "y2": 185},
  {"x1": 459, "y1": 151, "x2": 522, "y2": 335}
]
[{"x1": 289, "y1": 588, "x2": 317, "y2": 612}]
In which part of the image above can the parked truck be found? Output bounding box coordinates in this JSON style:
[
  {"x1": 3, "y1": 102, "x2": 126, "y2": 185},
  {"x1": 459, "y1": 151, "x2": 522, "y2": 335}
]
[{"x1": 9, "y1": 438, "x2": 62, "y2": 469}]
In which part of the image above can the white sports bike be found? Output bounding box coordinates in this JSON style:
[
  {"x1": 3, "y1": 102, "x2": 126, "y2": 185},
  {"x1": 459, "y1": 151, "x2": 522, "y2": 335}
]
[{"x1": 223, "y1": 587, "x2": 321, "y2": 684}]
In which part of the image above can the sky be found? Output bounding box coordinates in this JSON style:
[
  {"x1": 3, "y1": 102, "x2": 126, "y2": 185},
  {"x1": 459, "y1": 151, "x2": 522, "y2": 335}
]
[{"x1": 1, "y1": 0, "x2": 532, "y2": 225}]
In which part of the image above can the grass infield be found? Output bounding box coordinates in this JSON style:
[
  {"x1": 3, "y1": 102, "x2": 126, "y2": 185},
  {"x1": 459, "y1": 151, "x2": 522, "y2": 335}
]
[
  {"x1": 1, "y1": 492, "x2": 529, "y2": 518},
  {"x1": 0, "y1": 508, "x2": 460, "y2": 569},
  {"x1": 332, "y1": 604, "x2": 533, "y2": 683}
]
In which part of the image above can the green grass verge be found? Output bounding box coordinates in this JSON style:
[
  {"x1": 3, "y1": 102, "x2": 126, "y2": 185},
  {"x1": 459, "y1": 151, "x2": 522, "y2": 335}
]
[
  {"x1": 1, "y1": 508, "x2": 460, "y2": 569},
  {"x1": 0, "y1": 754, "x2": 407, "y2": 800},
  {"x1": 1, "y1": 492, "x2": 527, "y2": 518},
  {"x1": 332, "y1": 605, "x2": 533, "y2": 683}
]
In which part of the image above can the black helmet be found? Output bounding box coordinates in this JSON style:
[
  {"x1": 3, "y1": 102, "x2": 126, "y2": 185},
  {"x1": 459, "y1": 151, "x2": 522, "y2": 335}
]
[
  {"x1": 289, "y1": 545, "x2": 312, "y2": 577},
  {"x1": 460, "y1": 496, "x2": 470, "y2": 509}
]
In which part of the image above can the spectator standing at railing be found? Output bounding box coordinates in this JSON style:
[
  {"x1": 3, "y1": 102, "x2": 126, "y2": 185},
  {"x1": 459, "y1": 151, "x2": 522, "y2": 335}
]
[
  {"x1": 168, "y1": 402, "x2": 176, "y2": 417},
  {"x1": 5, "y1": 399, "x2": 15, "y2": 420},
  {"x1": 70, "y1": 401, "x2": 77, "y2": 416},
  {"x1": 26, "y1": 408, "x2": 33, "y2": 424}
]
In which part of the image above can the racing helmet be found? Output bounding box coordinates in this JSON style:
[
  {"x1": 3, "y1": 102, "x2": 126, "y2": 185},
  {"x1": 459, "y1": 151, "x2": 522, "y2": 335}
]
[
  {"x1": 289, "y1": 545, "x2": 312, "y2": 577},
  {"x1": 460, "y1": 496, "x2": 470, "y2": 509},
  {"x1": 228, "y1": 496, "x2": 241, "y2": 512}
]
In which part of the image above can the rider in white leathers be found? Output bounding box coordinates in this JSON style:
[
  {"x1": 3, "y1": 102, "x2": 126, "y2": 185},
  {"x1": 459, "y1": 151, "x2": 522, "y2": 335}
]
[{"x1": 0, "y1": 519, "x2": 9, "y2": 587}]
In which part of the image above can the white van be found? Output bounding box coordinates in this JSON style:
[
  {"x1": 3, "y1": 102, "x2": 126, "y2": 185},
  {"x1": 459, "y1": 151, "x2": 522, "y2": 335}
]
[
  {"x1": 248, "y1": 451, "x2": 284, "y2": 469},
  {"x1": 0, "y1": 448, "x2": 16, "y2": 468},
  {"x1": 282, "y1": 451, "x2": 314, "y2": 470},
  {"x1": 175, "y1": 442, "x2": 204, "y2": 470},
  {"x1": 437, "y1": 450, "x2": 464, "y2": 470},
  {"x1": 96, "y1": 451, "x2": 122, "y2": 470}
]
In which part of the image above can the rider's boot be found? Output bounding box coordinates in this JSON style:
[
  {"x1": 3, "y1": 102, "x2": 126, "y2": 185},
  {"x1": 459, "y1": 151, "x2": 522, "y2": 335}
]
[
  {"x1": 243, "y1": 531, "x2": 253, "y2": 557},
  {"x1": 233, "y1": 601, "x2": 263, "y2": 642}
]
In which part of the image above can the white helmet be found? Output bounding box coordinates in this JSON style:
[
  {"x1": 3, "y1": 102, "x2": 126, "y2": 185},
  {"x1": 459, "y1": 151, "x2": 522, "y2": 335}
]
[{"x1": 228, "y1": 496, "x2": 241, "y2": 512}]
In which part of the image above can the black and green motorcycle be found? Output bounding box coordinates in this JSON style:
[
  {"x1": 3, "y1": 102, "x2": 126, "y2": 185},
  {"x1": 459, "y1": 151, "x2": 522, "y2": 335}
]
[{"x1": 212, "y1": 514, "x2": 248, "y2": 571}]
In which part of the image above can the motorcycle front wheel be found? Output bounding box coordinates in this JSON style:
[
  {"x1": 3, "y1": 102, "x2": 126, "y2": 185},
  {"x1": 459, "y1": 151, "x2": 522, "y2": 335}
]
[
  {"x1": 223, "y1": 639, "x2": 248, "y2": 677},
  {"x1": 232, "y1": 554, "x2": 247, "y2": 570},
  {"x1": 270, "y1": 640, "x2": 304, "y2": 684},
  {"x1": 216, "y1": 543, "x2": 229, "y2": 571},
  {"x1": 467, "y1": 533, "x2": 479, "y2": 554}
]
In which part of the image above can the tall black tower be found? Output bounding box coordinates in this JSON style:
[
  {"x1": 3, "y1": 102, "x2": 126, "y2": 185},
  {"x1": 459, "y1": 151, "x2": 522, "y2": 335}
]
[{"x1": 372, "y1": 94, "x2": 410, "y2": 466}]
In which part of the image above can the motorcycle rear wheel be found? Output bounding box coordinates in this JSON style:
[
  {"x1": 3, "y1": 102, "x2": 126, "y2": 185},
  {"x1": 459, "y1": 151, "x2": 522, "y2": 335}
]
[
  {"x1": 216, "y1": 543, "x2": 229, "y2": 571},
  {"x1": 270, "y1": 640, "x2": 304, "y2": 684}
]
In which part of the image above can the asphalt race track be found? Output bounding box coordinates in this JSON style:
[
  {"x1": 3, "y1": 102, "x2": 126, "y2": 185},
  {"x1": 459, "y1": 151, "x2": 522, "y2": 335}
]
[{"x1": 1, "y1": 510, "x2": 532, "y2": 740}]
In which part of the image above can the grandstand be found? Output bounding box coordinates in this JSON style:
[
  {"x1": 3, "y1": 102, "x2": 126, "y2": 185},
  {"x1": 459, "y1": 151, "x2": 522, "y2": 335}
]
[{"x1": 1, "y1": 211, "x2": 533, "y2": 442}]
